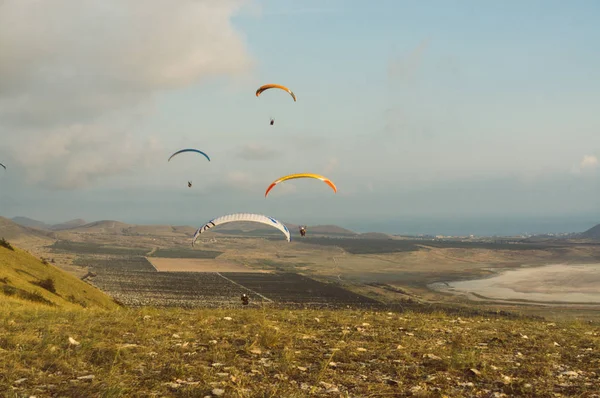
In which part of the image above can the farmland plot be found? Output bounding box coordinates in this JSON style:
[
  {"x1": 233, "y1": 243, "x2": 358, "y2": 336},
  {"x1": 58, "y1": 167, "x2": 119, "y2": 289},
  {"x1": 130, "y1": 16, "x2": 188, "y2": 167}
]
[
  {"x1": 76, "y1": 256, "x2": 157, "y2": 272},
  {"x1": 89, "y1": 271, "x2": 259, "y2": 308},
  {"x1": 222, "y1": 272, "x2": 381, "y2": 307},
  {"x1": 149, "y1": 257, "x2": 267, "y2": 273}
]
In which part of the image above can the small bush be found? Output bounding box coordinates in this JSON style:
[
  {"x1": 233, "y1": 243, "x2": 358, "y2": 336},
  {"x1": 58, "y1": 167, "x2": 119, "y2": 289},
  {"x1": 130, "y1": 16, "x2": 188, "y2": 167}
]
[
  {"x1": 21, "y1": 290, "x2": 55, "y2": 305},
  {"x1": 34, "y1": 278, "x2": 57, "y2": 294},
  {"x1": 67, "y1": 294, "x2": 88, "y2": 308},
  {"x1": 1, "y1": 284, "x2": 55, "y2": 305},
  {"x1": 3, "y1": 285, "x2": 16, "y2": 296},
  {"x1": 0, "y1": 277, "x2": 9, "y2": 284},
  {"x1": 0, "y1": 237, "x2": 14, "y2": 251}
]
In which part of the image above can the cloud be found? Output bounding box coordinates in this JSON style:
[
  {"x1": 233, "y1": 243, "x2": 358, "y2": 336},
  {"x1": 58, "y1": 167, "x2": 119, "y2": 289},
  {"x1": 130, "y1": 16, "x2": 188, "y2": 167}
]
[
  {"x1": 205, "y1": 170, "x2": 263, "y2": 195},
  {"x1": 237, "y1": 143, "x2": 279, "y2": 161},
  {"x1": 323, "y1": 157, "x2": 339, "y2": 174},
  {"x1": 571, "y1": 155, "x2": 598, "y2": 174},
  {"x1": 8, "y1": 124, "x2": 165, "y2": 189},
  {"x1": 580, "y1": 155, "x2": 598, "y2": 169},
  {"x1": 388, "y1": 39, "x2": 430, "y2": 83},
  {"x1": 0, "y1": 0, "x2": 253, "y2": 189}
]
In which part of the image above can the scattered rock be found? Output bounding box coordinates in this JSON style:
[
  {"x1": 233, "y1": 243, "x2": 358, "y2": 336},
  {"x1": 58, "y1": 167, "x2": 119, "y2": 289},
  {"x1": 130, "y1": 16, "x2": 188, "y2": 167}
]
[
  {"x1": 468, "y1": 368, "x2": 481, "y2": 377},
  {"x1": 118, "y1": 343, "x2": 139, "y2": 349},
  {"x1": 13, "y1": 378, "x2": 27, "y2": 385},
  {"x1": 384, "y1": 378, "x2": 400, "y2": 386},
  {"x1": 560, "y1": 371, "x2": 579, "y2": 379},
  {"x1": 68, "y1": 337, "x2": 80, "y2": 346},
  {"x1": 77, "y1": 375, "x2": 94, "y2": 381},
  {"x1": 223, "y1": 317, "x2": 233, "y2": 321},
  {"x1": 297, "y1": 366, "x2": 307, "y2": 372},
  {"x1": 356, "y1": 347, "x2": 367, "y2": 352},
  {"x1": 172, "y1": 334, "x2": 180, "y2": 339},
  {"x1": 211, "y1": 388, "x2": 225, "y2": 396},
  {"x1": 250, "y1": 348, "x2": 262, "y2": 355}
]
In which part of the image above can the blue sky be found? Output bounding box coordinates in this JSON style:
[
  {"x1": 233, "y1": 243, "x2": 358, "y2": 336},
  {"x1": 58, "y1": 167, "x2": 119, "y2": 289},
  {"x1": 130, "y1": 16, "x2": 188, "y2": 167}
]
[{"x1": 0, "y1": 0, "x2": 599, "y2": 235}]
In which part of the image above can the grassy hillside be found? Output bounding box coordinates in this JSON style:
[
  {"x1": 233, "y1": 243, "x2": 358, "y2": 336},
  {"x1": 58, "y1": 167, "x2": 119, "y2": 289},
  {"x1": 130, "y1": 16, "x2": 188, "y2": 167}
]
[
  {"x1": 1, "y1": 306, "x2": 598, "y2": 397},
  {"x1": 10, "y1": 216, "x2": 50, "y2": 229},
  {"x1": 0, "y1": 240, "x2": 119, "y2": 310},
  {"x1": 0, "y1": 216, "x2": 52, "y2": 241}
]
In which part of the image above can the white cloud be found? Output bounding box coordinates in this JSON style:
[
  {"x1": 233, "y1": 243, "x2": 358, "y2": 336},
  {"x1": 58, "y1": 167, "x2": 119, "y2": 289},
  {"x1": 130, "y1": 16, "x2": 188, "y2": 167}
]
[
  {"x1": 237, "y1": 143, "x2": 279, "y2": 161},
  {"x1": 323, "y1": 157, "x2": 339, "y2": 174},
  {"x1": 571, "y1": 155, "x2": 598, "y2": 174},
  {"x1": 580, "y1": 155, "x2": 598, "y2": 169},
  {"x1": 0, "y1": 0, "x2": 253, "y2": 189}
]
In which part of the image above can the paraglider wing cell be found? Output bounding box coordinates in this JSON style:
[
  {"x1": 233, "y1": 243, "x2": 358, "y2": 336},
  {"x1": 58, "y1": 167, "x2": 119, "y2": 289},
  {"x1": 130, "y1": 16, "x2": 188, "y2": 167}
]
[
  {"x1": 168, "y1": 149, "x2": 211, "y2": 162},
  {"x1": 256, "y1": 84, "x2": 297, "y2": 102},
  {"x1": 192, "y1": 213, "x2": 291, "y2": 246},
  {"x1": 265, "y1": 173, "x2": 337, "y2": 197}
]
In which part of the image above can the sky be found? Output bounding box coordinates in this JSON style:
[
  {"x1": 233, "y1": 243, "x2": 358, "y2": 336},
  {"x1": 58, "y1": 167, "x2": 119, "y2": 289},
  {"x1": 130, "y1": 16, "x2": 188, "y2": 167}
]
[{"x1": 0, "y1": 0, "x2": 599, "y2": 236}]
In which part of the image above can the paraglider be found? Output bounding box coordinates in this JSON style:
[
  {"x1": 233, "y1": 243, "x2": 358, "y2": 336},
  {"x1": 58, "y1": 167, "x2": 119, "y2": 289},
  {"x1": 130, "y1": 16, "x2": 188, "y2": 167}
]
[
  {"x1": 0, "y1": 163, "x2": 5, "y2": 171},
  {"x1": 168, "y1": 149, "x2": 210, "y2": 188},
  {"x1": 265, "y1": 173, "x2": 337, "y2": 197},
  {"x1": 256, "y1": 84, "x2": 297, "y2": 102},
  {"x1": 299, "y1": 226, "x2": 307, "y2": 237},
  {"x1": 192, "y1": 213, "x2": 291, "y2": 246},
  {"x1": 270, "y1": 118, "x2": 275, "y2": 126},
  {"x1": 168, "y1": 149, "x2": 211, "y2": 162}
]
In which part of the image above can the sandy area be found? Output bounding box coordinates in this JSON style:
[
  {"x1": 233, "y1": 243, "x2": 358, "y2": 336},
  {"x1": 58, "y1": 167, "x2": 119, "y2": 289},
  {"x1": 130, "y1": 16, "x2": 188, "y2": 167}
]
[
  {"x1": 431, "y1": 263, "x2": 600, "y2": 304},
  {"x1": 147, "y1": 257, "x2": 270, "y2": 273}
]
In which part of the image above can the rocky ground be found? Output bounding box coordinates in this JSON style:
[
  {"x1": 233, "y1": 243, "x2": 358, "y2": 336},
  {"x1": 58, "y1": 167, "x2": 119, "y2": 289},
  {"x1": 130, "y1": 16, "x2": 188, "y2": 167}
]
[{"x1": 2, "y1": 307, "x2": 599, "y2": 397}]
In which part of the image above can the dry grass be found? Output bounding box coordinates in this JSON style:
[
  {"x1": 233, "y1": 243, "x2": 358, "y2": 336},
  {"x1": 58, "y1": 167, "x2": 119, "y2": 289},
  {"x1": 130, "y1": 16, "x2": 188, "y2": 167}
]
[
  {"x1": 1, "y1": 305, "x2": 599, "y2": 397},
  {"x1": 0, "y1": 246, "x2": 119, "y2": 310}
]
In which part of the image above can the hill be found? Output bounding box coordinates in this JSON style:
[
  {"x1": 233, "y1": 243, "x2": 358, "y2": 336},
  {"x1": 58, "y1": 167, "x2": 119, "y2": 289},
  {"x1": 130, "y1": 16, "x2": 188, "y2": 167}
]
[
  {"x1": 357, "y1": 232, "x2": 394, "y2": 239},
  {"x1": 51, "y1": 218, "x2": 87, "y2": 231},
  {"x1": 580, "y1": 223, "x2": 600, "y2": 240},
  {"x1": 69, "y1": 220, "x2": 133, "y2": 234},
  {"x1": 0, "y1": 240, "x2": 118, "y2": 310},
  {"x1": 11, "y1": 216, "x2": 50, "y2": 229},
  {"x1": 285, "y1": 223, "x2": 357, "y2": 237},
  {"x1": 0, "y1": 216, "x2": 53, "y2": 241}
]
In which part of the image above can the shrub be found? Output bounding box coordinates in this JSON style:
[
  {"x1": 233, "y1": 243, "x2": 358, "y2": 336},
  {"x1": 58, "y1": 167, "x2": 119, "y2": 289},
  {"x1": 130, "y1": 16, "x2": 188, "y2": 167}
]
[
  {"x1": 34, "y1": 278, "x2": 57, "y2": 294},
  {"x1": 0, "y1": 237, "x2": 14, "y2": 251}
]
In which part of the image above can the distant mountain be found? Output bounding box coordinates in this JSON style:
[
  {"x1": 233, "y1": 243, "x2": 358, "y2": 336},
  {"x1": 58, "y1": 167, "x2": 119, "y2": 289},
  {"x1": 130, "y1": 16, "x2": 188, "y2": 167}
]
[
  {"x1": 0, "y1": 217, "x2": 53, "y2": 240},
  {"x1": 6, "y1": 216, "x2": 360, "y2": 239},
  {"x1": 356, "y1": 232, "x2": 394, "y2": 240},
  {"x1": 580, "y1": 223, "x2": 600, "y2": 240},
  {"x1": 284, "y1": 223, "x2": 357, "y2": 237},
  {"x1": 50, "y1": 219, "x2": 87, "y2": 231},
  {"x1": 11, "y1": 216, "x2": 50, "y2": 230},
  {"x1": 70, "y1": 220, "x2": 132, "y2": 234}
]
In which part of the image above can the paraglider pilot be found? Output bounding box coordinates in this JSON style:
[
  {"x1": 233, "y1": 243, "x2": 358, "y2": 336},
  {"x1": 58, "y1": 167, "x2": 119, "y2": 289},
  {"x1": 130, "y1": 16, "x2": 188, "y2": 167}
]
[
  {"x1": 188, "y1": 181, "x2": 192, "y2": 188},
  {"x1": 241, "y1": 293, "x2": 249, "y2": 306},
  {"x1": 270, "y1": 118, "x2": 274, "y2": 126},
  {"x1": 299, "y1": 226, "x2": 307, "y2": 237}
]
